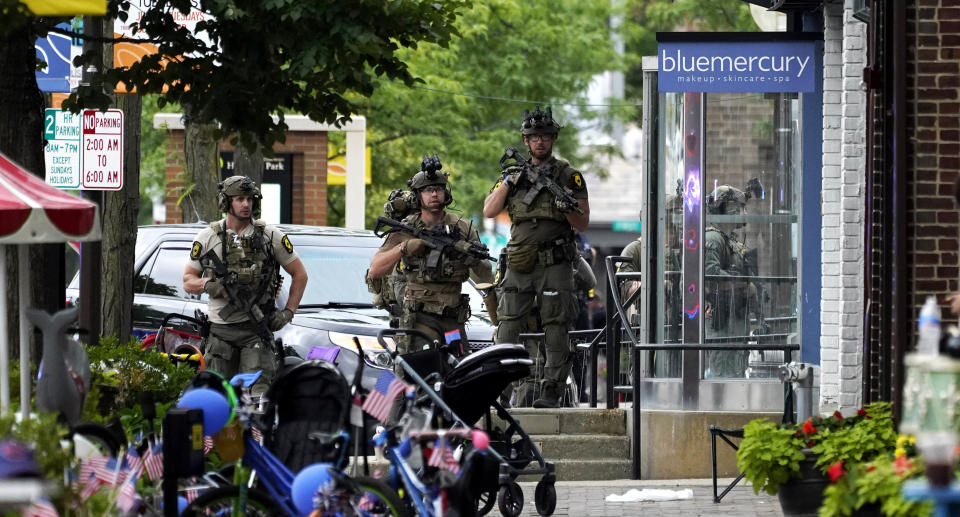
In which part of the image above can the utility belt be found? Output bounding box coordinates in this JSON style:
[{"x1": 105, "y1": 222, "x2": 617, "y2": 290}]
[{"x1": 404, "y1": 294, "x2": 471, "y2": 322}]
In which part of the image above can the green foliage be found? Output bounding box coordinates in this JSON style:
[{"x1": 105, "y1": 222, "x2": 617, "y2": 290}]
[
  {"x1": 737, "y1": 402, "x2": 898, "y2": 497},
  {"x1": 60, "y1": 0, "x2": 469, "y2": 150},
  {"x1": 355, "y1": 0, "x2": 624, "y2": 223},
  {"x1": 85, "y1": 335, "x2": 195, "y2": 438},
  {"x1": 737, "y1": 418, "x2": 807, "y2": 495},
  {"x1": 820, "y1": 456, "x2": 932, "y2": 517},
  {"x1": 812, "y1": 402, "x2": 898, "y2": 470}
]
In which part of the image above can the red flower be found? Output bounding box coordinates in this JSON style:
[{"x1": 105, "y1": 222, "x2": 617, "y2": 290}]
[
  {"x1": 802, "y1": 418, "x2": 817, "y2": 435},
  {"x1": 808, "y1": 440, "x2": 814, "y2": 447},
  {"x1": 866, "y1": 465, "x2": 876, "y2": 472},
  {"x1": 828, "y1": 461, "x2": 845, "y2": 482},
  {"x1": 857, "y1": 409, "x2": 867, "y2": 417},
  {"x1": 893, "y1": 455, "x2": 913, "y2": 477},
  {"x1": 833, "y1": 410, "x2": 844, "y2": 420}
]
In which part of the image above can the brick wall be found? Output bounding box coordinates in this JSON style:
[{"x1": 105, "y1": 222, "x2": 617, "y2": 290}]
[
  {"x1": 820, "y1": 0, "x2": 867, "y2": 413},
  {"x1": 162, "y1": 129, "x2": 328, "y2": 225},
  {"x1": 906, "y1": 0, "x2": 960, "y2": 322}
]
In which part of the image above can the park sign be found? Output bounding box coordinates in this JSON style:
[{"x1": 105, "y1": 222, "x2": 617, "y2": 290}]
[
  {"x1": 44, "y1": 109, "x2": 124, "y2": 190},
  {"x1": 656, "y1": 33, "x2": 820, "y2": 93}
]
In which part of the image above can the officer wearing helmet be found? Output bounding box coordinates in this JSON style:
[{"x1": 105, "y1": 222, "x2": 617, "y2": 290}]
[
  {"x1": 369, "y1": 155, "x2": 495, "y2": 356},
  {"x1": 703, "y1": 184, "x2": 756, "y2": 378},
  {"x1": 183, "y1": 175, "x2": 308, "y2": 395},
  {"x1": 483, "y1": 106, "x2": 590, "y2": 408}
]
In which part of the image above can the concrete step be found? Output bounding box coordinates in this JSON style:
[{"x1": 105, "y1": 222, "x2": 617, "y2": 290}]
[
  {"x1": 528, "y1": 434, "x2": 629, "y2": 460},
  {"x1": 495, "y1": 408, "x2": 627, "y2": 436},
  {"x1": 552, "y1": 458, "x2": 632, "y2": 482}
]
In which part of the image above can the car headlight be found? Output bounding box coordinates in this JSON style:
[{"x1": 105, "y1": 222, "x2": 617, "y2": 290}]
[{"x1": 327, "y1": 332, "x2": 395, "y2": 369}]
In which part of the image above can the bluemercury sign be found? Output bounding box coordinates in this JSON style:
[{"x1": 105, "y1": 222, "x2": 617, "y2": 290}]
[{"x1": 658, "y1": 40, "x2": 817, "y2": 93}]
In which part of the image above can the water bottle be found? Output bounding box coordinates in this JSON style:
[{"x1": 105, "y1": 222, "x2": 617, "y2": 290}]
[{"x1": 917, "y1": 296, "x2": 942, "y2": 355}]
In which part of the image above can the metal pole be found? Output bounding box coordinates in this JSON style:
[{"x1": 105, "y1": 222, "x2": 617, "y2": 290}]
[
  {"x1": 0, "y1": 246, "x2": 7, "y2": 414},
  {"x1": 18, "y1": 246, "x2": 30, "y2": 419},
  {"x1": 78, "y1": 16, "x2": 102, "y2": 346}
]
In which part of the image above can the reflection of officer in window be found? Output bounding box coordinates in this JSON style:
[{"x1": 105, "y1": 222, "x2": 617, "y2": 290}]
[{"x1": 703, "y1": 185, "x2": 757, "y2": 378}]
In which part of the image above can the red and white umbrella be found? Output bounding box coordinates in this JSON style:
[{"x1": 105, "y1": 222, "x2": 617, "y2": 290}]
[{"x1": 0, "y1": 151, "x2": 100, "y2": 417}]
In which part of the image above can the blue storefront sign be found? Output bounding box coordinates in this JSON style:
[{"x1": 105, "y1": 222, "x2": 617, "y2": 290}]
[{"x1": 657, "y1": 38, "x2": 818, "y2": 93}]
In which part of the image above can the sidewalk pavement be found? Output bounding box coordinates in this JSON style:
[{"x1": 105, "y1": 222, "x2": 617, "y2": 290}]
[{"x1": 515, "y1": 478, "x2": 783, "y2": 516}]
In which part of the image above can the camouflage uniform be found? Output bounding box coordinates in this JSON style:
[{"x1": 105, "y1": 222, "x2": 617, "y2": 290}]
[
  {"x1": 493, "y1": 154, "x2": 588, "y2": 407},
  {"x1": 187, "y1": 177, "x2": 299, "y2": 395},
  {"x1": 703, "y1": 186, "x2": 756, "y2": 378}
]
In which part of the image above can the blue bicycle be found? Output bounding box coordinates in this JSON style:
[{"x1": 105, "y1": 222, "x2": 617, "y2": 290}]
[{"x1": 179, "y1": 366, "x2": 407, "y2": 516}]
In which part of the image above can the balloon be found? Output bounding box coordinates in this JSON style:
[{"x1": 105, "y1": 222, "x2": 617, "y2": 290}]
[
  {"x1": 178, "y1": 387, "x2": 231, "y2": 435},
  {"x1": 472, "y1": 430, "x2": 490, "y2": 451},
  {"x1": 291, "y1": 463, "x2": 335, "y2": 517}
]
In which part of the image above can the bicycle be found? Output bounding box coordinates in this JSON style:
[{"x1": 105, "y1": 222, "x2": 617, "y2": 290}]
[{"x1": 179, "y1": 366, "x2": 407, "y2": 516}]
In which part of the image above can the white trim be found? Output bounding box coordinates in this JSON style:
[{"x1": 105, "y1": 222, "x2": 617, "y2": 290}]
[{"x1": 152, "y1": 113, "x2": 366, "y2": 133}]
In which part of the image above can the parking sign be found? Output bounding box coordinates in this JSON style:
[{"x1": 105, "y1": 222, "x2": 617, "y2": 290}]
[{"x1": 81, "y1": 109, "x2": 124, "y2": 190}]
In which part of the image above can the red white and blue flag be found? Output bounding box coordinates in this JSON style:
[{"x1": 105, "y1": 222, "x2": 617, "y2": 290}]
[
  {"x1": 427, "y1": 437, "x2": 460, "y2": 475},
  {"x1": 20, "y1": 498, "x2": 58, "y2": 517},
  {"x1": 361, "y1": 370, "x2": 408, "y2": 423},
  {"x1": 143, "y1": 442, "x2": 163, "y2": 482}
]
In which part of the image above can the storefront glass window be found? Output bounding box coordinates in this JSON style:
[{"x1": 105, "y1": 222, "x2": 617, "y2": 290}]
[{"x1": 655, "y1": 92, "x2": 801, "y2": 379}]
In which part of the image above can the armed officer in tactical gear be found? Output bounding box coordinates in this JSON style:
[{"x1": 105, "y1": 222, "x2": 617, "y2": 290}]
[
  {"x1": 703, "y1": 185, "x2": 758, "y2": 378},
  {"x1": 483, "y1": 106, "x2": 590, "y2": 408},
  {"x1": 369, "y1": 155, "x2": 495, "y2": 357},
  {"x1": 183, "y1": 176, "x2": 308, "y2": 395}
]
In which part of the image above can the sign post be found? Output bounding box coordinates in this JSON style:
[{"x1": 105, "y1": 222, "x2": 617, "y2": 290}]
[
  {"x1": 81, "y1": 109, "x2": 124, "y2": 190},
  {"x1": 43, "y1": 108, "x2": 81, "y2": 189}
]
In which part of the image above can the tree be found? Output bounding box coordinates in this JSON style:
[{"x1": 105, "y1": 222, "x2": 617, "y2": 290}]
[
  {"x1": 326, "y1": 0, "x2": 625, "y2": 226},
  {"x1": 0, "y1": 0, "x2": 468, "y2": 344}
]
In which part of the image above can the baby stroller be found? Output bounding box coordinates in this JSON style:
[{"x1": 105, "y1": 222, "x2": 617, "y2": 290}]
[
  {"x1": 258, "y1": 357, "x2": 354, "y2": 473},
  {"x1": 379, "y1": 328, "x2": 557, "y2": 517}
]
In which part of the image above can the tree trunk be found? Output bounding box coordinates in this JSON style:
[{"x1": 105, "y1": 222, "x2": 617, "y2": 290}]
[
  {"x1": 182, "y1": 107, "x2": 221, "y2": 223},
  {"x1": 233, "y1": 138, "x2": 264, "y2": 186},
  {"x1": 0, "y1": 19, "x2": 52, "y2": 360},
  {"x1": 101, "y1": 93, "x2": 141, "y2": 345}
]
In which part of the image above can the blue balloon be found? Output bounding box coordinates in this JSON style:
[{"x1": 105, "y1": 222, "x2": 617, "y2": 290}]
[
  {"x1": 291, "y1": 463, "x2": 335, "y2": 517},
  {"x1": 177, "y1": 387, "x2": 230, "y2": 435},
  {"x1": 178, "y1": 495, "x2": 188, "y2": 514}
]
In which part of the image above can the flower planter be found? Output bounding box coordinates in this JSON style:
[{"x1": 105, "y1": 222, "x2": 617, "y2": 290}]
[{"x1": 777, "y1": 449, "x2": 829, "y2": 517}]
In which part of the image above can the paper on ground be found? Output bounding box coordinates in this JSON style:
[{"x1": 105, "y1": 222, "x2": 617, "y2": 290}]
[{"x1": 605, "y1": 488, "x2": 694, "y2": 502}]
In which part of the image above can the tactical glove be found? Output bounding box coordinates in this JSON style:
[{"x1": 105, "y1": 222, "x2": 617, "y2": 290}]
[
  {"x1": 402, "y1": 238, "x2": 428, "y2": 257},
  {"x1": 555, "y1": 198, "x2": 577, "y2": 213},
  {"x1": 268, "y1": 308, "x2": 294, "y2": 331},
  {"x1": 204, "y1": 279, "x2": 227, "y2": 299}
]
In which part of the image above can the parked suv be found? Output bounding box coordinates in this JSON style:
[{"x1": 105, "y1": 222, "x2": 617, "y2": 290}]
[{"x1": 65, "y1": 224, "x2": 496, "y2": 372}]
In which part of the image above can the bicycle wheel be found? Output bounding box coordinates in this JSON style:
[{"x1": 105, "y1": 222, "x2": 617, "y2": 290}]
[
  {"x1": 181, "y1": 486, "x2": 281, "y2": 516},
  {"x1": 351, "y1": 476, "x2": 409, "y2": 517}
]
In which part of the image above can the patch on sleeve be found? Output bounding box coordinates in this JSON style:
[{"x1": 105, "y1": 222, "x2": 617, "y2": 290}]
[
  {"x1": 491, "y1": 179, "x2": 503, "y2": 193},
  {"x1": 190, "y1": 241, "x2": 202, "y2": 260},
  {"x1": 571, "y1": 172, "x2": 584, "y2": 190},
  {"x1": 281, "y1": 235, "x2": 294, "y2": 254}
]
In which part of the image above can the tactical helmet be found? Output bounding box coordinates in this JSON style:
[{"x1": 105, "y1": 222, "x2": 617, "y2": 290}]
[
  {"x1": 407, "y1": 154, "x2": 452, "y2": 208},
  {"x1": 383, "y1": 189, "x2": 417, "y2": 220},
  {"x1": 218, "y1": 175, "x2": 262, "y2": 217},
  {"x1": 707, "y1": 185, "x2": 747, "y2": 215},
  {"x1": 521, "y1": 106, "x2": 562, "y2": 135}
]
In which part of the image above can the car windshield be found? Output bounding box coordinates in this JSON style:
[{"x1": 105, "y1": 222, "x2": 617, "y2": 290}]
[{"x1": 280, "y1": 245, "x2": 377, "y2": 307}]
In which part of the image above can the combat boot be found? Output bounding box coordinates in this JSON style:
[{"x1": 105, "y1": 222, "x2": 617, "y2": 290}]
[{"x1": 532, "y1": 382, "x2": 560, "y2": 408}]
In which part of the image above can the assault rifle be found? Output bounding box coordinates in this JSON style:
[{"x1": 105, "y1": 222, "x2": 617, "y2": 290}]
[
  {"x1": 198, "y1": 249, "x2": 273, "y2": 344},
  {"x1": 374, "y1": 216, "x2": 496, "y2": 270},
  {"x1": 499, "y1": 147, "x2": 583, "y2": 215}
]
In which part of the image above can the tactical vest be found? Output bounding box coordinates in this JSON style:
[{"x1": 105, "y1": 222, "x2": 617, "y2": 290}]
[
  {"x1": 400, "y1": 214, "x2": 472, "y2": 284},
  {"x1": 505, "y1": 158, "x2": 571, "y2": 223},
  {"x1": 209, "y1": 220, "x2": 281, "y2": 314}
]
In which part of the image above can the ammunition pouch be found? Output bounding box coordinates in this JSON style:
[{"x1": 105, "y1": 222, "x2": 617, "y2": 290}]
[
  {"x1": 506, "y1": 244, "x2": 539, "y2": 273},
  {"x1": 537, "y1": 242, "x2": 577, "y2": 267}
]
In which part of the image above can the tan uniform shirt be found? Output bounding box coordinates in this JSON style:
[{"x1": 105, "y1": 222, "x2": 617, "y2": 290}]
[{"x1": 187, "y1": 220, "x2": 299, "y2": 324}]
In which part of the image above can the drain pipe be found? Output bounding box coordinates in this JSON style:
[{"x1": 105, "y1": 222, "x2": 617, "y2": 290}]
[{"x1": 778, "y1": 362, "x2": 819, "y2": 422}]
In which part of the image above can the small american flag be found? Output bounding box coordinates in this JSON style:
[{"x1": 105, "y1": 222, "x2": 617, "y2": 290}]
[
  {"x1": 185, "y1": 487, "x2": 199, "y2": 502},
  {"x1": 427, "y1": 437, "x2": 460, "y2": 475},
  {"x1": 125, "y1": 446, "x2": 143, "y2": 478},
  {"x1": 20, "y1": 499, "x2": 58, "y2": 517},
  {"x1": 143, "y1": 442, "x2": 163, "y2": 481},
  {"x1": 251, "y1": 425, "x2": 263, "y2": 444},
  {"x1": 116, "y1": 472, "x2": 140, "y2": 513},
  {"x1": 203, "y1": 436, "x2": 214, "y2": 455},
  {"x1": 361, "y1": 370, "x2": 408, "y2": 423}
]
